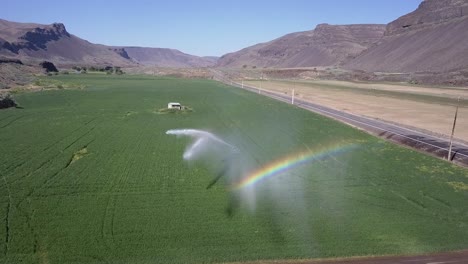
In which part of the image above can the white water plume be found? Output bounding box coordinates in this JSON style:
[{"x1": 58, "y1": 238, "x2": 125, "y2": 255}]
[
  {"x1": 166, "y1": 128, "x2": 255, "y2": 213},
  {"x1": 166, "y1": 127, "x2": 356, "y2": 251},
  {"x1": 166, "y1": 129, "x2": 239, "y2": 160}
]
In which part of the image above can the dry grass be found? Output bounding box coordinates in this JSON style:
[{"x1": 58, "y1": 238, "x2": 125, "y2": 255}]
[{"x1": 243, "y1": 80, "x2": 468, "y2": 142}]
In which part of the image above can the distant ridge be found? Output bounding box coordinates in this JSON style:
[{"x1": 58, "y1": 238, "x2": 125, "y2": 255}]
[
  {"x1": 217, "y1": 0, "x2": 468, "y2": 73},
  {"x1": 216, "y1": 24, "x2": 386, "y2": 68},
  {"x1": 2, "y1": 0, "x2": 467, "y2": 73},
  {"x1": 344, "y1": 0, "x2": 468, "y2": 72},
  {"x1": 0, "y1": 18, "x2": 216, "y2": 67},
  {"x1": 120, "y1": 47, "x2": 215, "y2": 68}
]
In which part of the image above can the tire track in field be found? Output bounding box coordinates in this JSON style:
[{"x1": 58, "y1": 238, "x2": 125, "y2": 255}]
[
  {"x1": 101, "y1": 195, "x2": 116, "y2": 252},
  {"x1": 98, "y1": 120, "x2": 149, "y2": 251},
  {"x1": 7, "y1": 134, "x2": 96, "y2": 256},
  {"x1": 389, "y1": 189, "x2": 466, "y2": 225},
  {"x1": 103, "y1": 118, "x2": 152, "y2": 248},
  {"x1": 62, "y1": 127, "x2": 96, "y2": 152},
  {"x1": 11, "y1": 133, "x2": 96, "y2": 217},
  {"x1": 28, "y1": 137, "x2": 96, "y2": 196},
  {"x1": 1, "y1": 117, "x2": 98, "y2": 182},
  {"x1": 420, "y1": 191, "x2": 452, "y2": 208},
  {"x1": 0, "y1": 114, "x2": 29, "y2": 129},
  {"x1": 0, "y1": 115, "x2": 15, "y2": 126},
  {"x1": 97, "y1": 123, "x2": 135, "y2": 247},
  {"x1": 6, "y1": 131, "x2": 96, "y2": 189},
  {"x1": 2, "y1": 175, "x2": 11, "y2": 257},
  {"x1": 41, "y1": 117, "x2": 97, "y2": 153}
]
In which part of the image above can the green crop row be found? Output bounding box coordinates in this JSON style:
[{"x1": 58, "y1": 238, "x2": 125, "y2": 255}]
[{"x1": 0, "y1": 74, "x2": 467, "y2": 263}]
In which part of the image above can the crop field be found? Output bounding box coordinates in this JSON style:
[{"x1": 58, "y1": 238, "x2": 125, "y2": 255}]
[{"x1": 1, "y1": 74, "x2": 468, "y2": 264}]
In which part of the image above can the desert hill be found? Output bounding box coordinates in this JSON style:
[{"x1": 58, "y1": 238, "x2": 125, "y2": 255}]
[
  {"x1": 0, "y1": 19, "x2": 134, "y2": 66},
  {"x1": 344, "y1": 0, "x2": 468, "y2": 72},
  {"x1": 216, "y1": 24, "x2": 386, "y2": 68},
  {"x1": 217, "y1": 0, "x2": 468, "y2": 74},
  {"x1": 0, "y1": 19, "x2": 216, "y2": 68},
  {"x1": 2, "y1": 0, "x2": 468, "y2": 74},
  {"x1": 121, "y1": 47, "x2": 215, "y2": 68}
]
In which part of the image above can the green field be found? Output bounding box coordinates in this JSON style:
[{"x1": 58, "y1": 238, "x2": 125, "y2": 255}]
[{"x1": 1, "y1": 74, "x2": 468, "y2": 264}]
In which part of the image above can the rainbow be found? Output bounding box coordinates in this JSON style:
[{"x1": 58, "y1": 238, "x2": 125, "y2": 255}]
[{"x1": 232, "y1": 142, "x2": 360, "y2": 190}]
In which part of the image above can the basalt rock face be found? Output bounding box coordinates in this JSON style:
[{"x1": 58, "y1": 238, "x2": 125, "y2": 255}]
[
  {"x1": 216, "y1": 24, "x2": 386, "y2": 68},
  {"x1": 385, "y1": 0, "x2": 468, "y2": 36},
  {"x1": 344, "y1": 0, "x2": 468, "y2": 73},
  {"x1": 0, "y1": 19, "x2": 134, "y2": 66},
  {"x1": 0, "y1": 19, "x2": 215, "y2": 67},
  {"x1": 18, "y1": 23, "x2": 70, "y2": 51},
  {"x1": 110, "y1": 47, "x2": 131, "y2": 60},
  {"x1": 0, "y1": 21, "x2": 71, "y2": 54}
]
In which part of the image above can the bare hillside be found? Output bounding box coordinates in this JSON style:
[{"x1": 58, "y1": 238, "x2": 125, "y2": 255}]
[
  {"x1": 122, "y1": 47, "x2": 216, "y2": 68},
  {"x1": 216, "y1": 24, "x2": 386, "y2": 68},
  {"x1": 344, "y1": 0, "x2": 468, "y2": 72},
  {"x1": 0, "y1": 19, "x2": 215, "y2": 68},
  {"x1": 0, "y1": 19, "x2": 133, "y2": 66}
]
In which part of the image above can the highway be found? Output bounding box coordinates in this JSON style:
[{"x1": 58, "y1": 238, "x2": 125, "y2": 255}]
[{"x1": 212, "y1": 70, "x2": 468, "y2": 166}]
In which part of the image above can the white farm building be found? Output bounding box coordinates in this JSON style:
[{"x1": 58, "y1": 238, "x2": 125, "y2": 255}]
[{"x1": 167, "y1": 102, "x2": 182, "y2": 110}]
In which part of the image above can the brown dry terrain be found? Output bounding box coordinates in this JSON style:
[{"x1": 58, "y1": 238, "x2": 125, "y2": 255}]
[
  {"x1": 0, "y1": 19, "x2": 134, "y2": 66},
  {"x1": 218, "y1": 0, "x2": 468, "y2": 82},
  {"x1": 217, "y1": 24, "x2": 386, "y2": 68},
  {"x1": 124, "y1": 66, "x2": 213, "y2": 78},
  {"x1": 227, "y1": 250, "x2": 468, "y2": 264},
  {"x1": 122, "y1": 47, "x2": 216, "y2": 68},
  {"x1": 243, "y1": 79, "x2": 468, "y2": 143},
  {"x1": 345, "y1": 0, "x2": 468, "y2": 73},
  {"x1": 0, "y1": 19, "x2": 216, "y2": 67}
]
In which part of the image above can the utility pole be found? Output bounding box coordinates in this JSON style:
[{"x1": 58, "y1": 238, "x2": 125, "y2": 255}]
[
  {"x1": 447, "y1": 97, "x2": 460, "y2": 161},
  {"x1": 292, "y1": 89, "x2": 295, "y2": 105},
  {"x1": 292, "y1": 79, "x2": 296, "y2": 105},
  {"x1": 259, "y1": 72, "x2": 263, "y2": 94}
]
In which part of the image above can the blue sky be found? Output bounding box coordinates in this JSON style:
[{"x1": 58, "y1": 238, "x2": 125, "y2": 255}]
[{"x1": 2, "y1": 0, "x2": 422, "y2": 57}]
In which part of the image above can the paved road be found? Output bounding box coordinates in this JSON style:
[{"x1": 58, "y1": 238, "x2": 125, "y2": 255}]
[{"x1": 212, "y1": 71, "x2": 468, "y2": 165}]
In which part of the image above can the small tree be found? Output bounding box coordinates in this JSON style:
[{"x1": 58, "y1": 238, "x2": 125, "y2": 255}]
[
  {"x1": 40, "y1": 61, "x2": 58, "y2": 72},
  {"x1": 0, "y1": 94, "x2": 17, "y2": 109}
]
